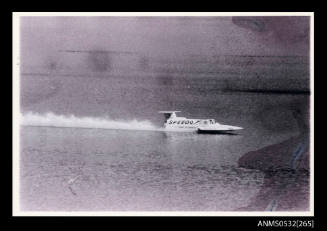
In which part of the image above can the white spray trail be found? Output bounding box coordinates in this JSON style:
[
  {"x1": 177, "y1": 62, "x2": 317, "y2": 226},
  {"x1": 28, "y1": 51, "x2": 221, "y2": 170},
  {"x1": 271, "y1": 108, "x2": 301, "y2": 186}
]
[{"x1": 20, "y1": 112, "x2": 159, "y2": 131}]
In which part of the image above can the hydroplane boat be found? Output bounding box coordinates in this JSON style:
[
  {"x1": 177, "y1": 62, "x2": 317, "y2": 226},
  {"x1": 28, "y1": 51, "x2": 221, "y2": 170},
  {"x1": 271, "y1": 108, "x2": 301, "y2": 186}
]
[{"x1": 159, "y1": 111, "x2": 243, "y2": 134}]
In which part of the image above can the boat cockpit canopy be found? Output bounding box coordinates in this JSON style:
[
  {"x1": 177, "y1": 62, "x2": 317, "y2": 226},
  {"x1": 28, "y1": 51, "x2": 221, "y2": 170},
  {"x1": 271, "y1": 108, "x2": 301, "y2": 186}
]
[{"x1": 202, "y1": 119, "x2": 215, "y2": 125}]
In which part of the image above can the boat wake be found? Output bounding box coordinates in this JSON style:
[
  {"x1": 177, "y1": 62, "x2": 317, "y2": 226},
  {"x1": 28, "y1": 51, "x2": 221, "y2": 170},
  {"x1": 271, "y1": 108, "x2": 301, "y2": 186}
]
[{"x1": 20, "y1": 112, "x2": 160, "y2": 131}]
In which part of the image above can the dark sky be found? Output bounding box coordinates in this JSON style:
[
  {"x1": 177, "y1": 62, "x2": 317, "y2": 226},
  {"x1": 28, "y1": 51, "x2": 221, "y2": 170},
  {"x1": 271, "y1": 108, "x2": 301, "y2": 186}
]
[{"x1": 20, "y1": 16, "x2": 310, "y2": 67}]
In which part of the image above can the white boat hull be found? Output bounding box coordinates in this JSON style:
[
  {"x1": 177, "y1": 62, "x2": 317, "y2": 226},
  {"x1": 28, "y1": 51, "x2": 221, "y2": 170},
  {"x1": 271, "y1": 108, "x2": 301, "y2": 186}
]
[{"x1": 159, "y1": 111, "x2": 243, "y2": 134}]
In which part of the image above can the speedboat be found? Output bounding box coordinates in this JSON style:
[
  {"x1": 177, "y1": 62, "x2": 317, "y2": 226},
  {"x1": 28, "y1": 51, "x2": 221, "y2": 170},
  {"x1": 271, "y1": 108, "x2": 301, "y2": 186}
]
[{"x1": 158, "y1": 111, "x2": 243, "y2": 134}]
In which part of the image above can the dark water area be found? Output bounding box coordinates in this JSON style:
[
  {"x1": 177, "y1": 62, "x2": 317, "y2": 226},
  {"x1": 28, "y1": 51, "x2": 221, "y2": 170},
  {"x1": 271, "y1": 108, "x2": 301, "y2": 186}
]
[
  {"x1": 20, "y1": 70, "x2": 309, "y2": 128},
  {"x1": 19, "y1": 58, "x2": 311, "y2": 211}
]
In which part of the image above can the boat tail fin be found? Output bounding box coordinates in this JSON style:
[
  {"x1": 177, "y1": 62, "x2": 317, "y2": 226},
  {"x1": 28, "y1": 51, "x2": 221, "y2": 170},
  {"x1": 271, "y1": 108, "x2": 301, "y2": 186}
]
[{"x1": 158, "y1": 111, "x2": 180, "y2": 121}]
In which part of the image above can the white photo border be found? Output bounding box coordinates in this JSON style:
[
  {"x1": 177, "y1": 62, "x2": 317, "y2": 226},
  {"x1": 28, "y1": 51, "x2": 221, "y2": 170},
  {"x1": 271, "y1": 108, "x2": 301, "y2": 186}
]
[{"x1": 12, "y1": 12, "x2": 314, "y2": 216}]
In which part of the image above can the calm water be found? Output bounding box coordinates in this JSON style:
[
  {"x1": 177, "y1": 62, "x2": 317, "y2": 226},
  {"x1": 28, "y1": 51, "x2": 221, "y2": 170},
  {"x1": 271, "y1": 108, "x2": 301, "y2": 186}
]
[
  {"x1": 21, "y1": 126, "x2": 264, "y2": 211},
  {"x1": 19, "y1": 70, "x2": 309, "y2": 211}
]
